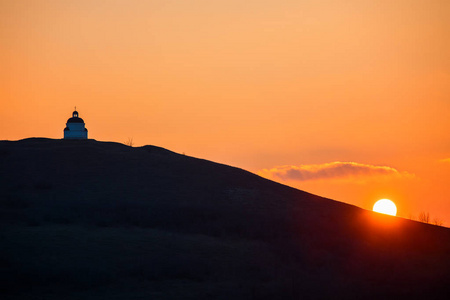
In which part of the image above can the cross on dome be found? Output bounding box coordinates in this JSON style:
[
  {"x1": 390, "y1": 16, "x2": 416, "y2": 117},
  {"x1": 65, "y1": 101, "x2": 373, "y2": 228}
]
[{"x1": 73, "y1": 106, "x2": 78, "y2": 118}]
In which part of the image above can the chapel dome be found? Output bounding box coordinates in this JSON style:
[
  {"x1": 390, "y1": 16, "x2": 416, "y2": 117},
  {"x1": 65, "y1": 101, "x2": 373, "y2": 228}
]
[{"x1": 67, "y1": 110, "x2": 85, "y2": 123}]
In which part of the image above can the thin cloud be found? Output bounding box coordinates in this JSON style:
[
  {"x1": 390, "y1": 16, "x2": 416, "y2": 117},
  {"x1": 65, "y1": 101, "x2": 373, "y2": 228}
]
[
  {"x1": 440, "y1": 158, "x2": 450, "y2": 163},
  {"x1": 257, "y1": 162, "x2": 414, "y2": 182}
]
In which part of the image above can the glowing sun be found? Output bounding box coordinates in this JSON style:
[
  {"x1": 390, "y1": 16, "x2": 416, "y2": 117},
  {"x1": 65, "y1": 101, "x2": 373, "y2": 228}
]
[{"x1": 373, "y1": 199, "x2": 397, "y2": 216}]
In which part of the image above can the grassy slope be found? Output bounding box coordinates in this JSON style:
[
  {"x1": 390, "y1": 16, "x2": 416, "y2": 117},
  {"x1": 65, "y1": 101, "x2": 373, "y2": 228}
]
[{"x1": 0, "y1": 138, "x2": 449, "y2": 299}]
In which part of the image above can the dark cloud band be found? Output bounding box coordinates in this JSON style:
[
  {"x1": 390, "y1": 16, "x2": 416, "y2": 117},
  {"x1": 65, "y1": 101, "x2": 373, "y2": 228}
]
[{"x1": 258, "y1": 162, "x2": 413, "y2": 182}]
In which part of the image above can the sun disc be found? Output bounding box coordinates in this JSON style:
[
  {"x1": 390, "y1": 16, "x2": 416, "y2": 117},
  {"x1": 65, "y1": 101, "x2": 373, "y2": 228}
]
[{"x1": 373, "y1": 199, "x2": 397, "y2": 216}]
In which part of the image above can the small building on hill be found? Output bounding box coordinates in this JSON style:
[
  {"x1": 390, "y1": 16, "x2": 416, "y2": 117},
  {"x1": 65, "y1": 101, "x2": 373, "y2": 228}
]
[{"x1": 64, "y1": 109, "x2": 88, "y2": 139}]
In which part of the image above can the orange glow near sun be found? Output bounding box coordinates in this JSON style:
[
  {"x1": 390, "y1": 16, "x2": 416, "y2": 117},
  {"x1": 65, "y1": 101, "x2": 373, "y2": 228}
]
[{"x1": 373, "y1": 199, "x2": 397, "y2": 216}]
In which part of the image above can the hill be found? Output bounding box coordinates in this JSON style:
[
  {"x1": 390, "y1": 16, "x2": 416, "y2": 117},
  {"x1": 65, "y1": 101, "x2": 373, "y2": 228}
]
[{"x1": 1, "y1": 138, "x2": 449, "y2": 299}]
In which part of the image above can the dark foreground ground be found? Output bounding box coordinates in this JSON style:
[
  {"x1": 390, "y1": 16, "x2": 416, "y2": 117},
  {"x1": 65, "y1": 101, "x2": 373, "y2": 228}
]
[{"x1": 1, "y1": 138, "x2": 449, "y2": 299}]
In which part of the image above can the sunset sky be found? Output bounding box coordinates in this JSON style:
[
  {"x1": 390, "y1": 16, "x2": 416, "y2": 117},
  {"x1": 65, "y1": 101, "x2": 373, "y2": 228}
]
[{"x1": 2, "y1": 1, "x2": 449, "y2": 224}]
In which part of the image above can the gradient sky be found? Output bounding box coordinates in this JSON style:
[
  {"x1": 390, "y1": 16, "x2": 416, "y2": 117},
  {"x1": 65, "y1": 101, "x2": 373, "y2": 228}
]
[{"x1": 2, "y1": 0, "x2": 450, "y2": 224}]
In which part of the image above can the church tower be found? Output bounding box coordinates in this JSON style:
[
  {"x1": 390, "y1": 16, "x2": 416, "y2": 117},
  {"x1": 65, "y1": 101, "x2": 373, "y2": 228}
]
[{"x1": 64, "y1": 109, "x2": 88, "y2": 139}]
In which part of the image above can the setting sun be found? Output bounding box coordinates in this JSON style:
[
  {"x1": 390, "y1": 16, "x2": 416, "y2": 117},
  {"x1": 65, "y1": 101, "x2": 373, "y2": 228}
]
[{"x1": 373, "y1": 199, "x2": 397, "y2": 216}]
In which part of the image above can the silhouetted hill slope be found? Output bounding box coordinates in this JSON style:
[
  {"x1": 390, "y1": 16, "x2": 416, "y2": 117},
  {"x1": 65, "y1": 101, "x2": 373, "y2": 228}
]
[{"x1": 1, "y1": 138, "x2": 449, "y2": 299}]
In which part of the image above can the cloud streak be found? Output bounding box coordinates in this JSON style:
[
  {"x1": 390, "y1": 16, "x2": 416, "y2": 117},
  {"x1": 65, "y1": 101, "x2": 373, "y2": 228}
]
[{"x1": 257, "y1": 162, "x2": 413, "y2": 182}]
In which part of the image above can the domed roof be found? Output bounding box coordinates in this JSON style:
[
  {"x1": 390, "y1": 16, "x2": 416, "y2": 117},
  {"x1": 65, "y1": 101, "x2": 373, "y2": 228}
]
[
  {"x1": 67, "y1": 117, "x2": 85, "y2": 123},
  {"x1": 67, "y1": 110, "x2": 85, "y2": 123}
]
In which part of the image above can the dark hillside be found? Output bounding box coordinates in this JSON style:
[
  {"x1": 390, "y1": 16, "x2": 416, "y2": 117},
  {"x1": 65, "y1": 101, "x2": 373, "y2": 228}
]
[{"x1": 1, "y1": 138, "x2": 449, "y2": 299}]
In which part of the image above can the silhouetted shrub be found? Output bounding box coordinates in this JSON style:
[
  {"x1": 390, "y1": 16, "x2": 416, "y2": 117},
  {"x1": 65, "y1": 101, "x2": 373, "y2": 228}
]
[{"x1": 418, "y1": 212, "x2": 430, "y2": 223}]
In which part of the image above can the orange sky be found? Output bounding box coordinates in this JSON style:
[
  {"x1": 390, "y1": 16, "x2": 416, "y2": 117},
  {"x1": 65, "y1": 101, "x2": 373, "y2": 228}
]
[{"x1": 2, "y1": 0, "x2": 450, "y2": 224}]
